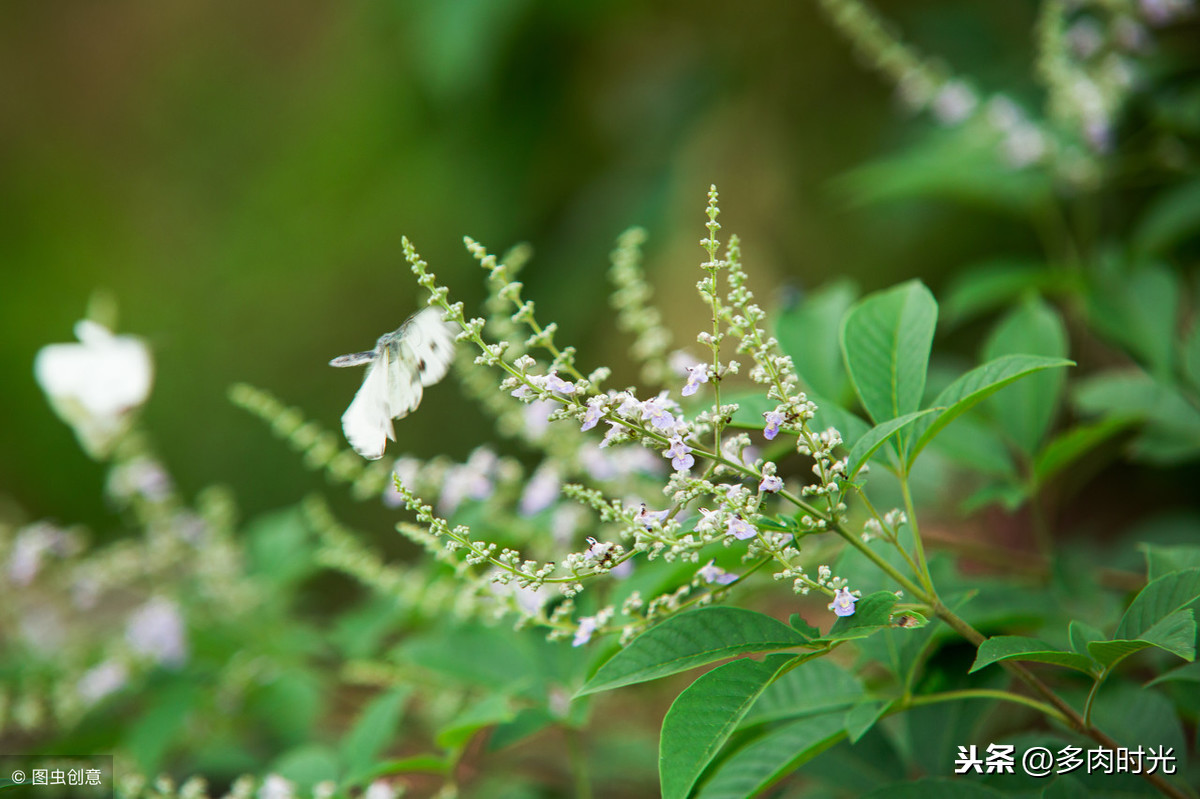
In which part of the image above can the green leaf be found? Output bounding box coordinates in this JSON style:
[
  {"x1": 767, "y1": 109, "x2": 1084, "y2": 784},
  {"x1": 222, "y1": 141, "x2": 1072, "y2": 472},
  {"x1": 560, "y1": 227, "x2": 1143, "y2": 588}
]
[
  {"x1": 942, "y1": 259, "x2": 1069, "y2": 326},
  {"x1": 1088, "y1": 261, "x2": 1180, "y2": 377},
  {"x1": 1146, "y1": 660, "x2": 1200, "y2": 687},
  {"x1": 1141, "y1": 543, "x2": 1200, "y2": 581},
  {"x1": 927, "y1": 414, "x2": 1017, "y2": 478},
  {"x1": 659, "y1": 654, "x2": 794, "y2": 799},
  {"x1": 394, "y1": 624, "x2": 558, "y2": 699},
  {"x1": 1115, "y1": 567, "x2": 1200, "y2": 641},
  {"x1": 692, "y1": 712, "x2": 846, "y2": 799},
  {"x1": 908, "y1": 353, "x2": 1074, "y2": 467},
  {"x1": 741, "y1": 659, "x2": 863, "y2": 727},
  {"x1": 841, "y1": 280, "x2": 937, "y2": 425},
  {"x1": 981, "y1": 298, "x2": 1070, "y2": 454},
  {"x1": 1089, "y1": 609, "x2": 1197, "y2": 667},
  {"x1": 246, "y1": 506, "x2": 318, "y2": 586},
  {"x1": 836, "y1": 124, "x2": 1052, "y2": 214},
  {"x1": 810, "y1": 392, "x2": 872, "y2": 449},
  {"x1": 788, "y1": 614, "x2": 821, "y2": 639},
  {"x1": 1084, "y1": 568, "x2": 1200, "y2": 667},
  {"x1": 969, "y1": 636, "x2": 1096, "y2": 675},
  {"x1": 488, "y1": 707, "x2": 555, "y2": 751},
  {"x1": 1090, "y1": 681, "x2": 1186, "y2": 764},
  {"x1": 340, "y1": 686, "x2": 412, "y2": 781},
  {"x1": 1073, "y1": 370, "x2": 1200, "y2": 464},
  {"x1": 1067, "y1": 620, "x2": 1105, "y2": 655},
  {"x1": 862, "y1": 778, "x2": 1006, "y2": 799},
  {"x1": 576, "y1": 607, "x2": 813, "y2": 697},
  {"x1": 1182, "y1": 320, "x2": 1200, "y2": 395},
  {"x1": 775, "y1": 280, "x2": 858, "y2": 401},
  {"x1": 1041, "y1": 775, "x2": 1092, "y2": 799},
  {"x1": 435, "y1": 693, "x2": 516, "y2": 749},
  {"x1": 1033, "y1": 416, "x2": 1134, "y2": 484},
  {"x1": 844, "y1": 699, "x2": 892, "y2": 743},
  {"x1": 1133, "y1": 177, "x2": 1200, "y2": 255},
  {"x1": 271, "y1": 744, "x2": 341, "y2": 790},
  {"x1": 848, "y1": 409, "x2": 937, "y2": 477},
  {"x1": 823, "y1": 591, "x2": 899, "y2": 642},
  {"x1": 354, "y1": 755, "x2": 450, "y2": 782}
]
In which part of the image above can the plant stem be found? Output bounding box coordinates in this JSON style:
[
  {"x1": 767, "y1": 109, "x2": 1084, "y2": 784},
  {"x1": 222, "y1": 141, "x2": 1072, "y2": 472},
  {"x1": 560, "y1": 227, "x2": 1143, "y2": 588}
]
[
  {"x1": 898, "y1": 471, "x2": 934, "y2": 594},
  {"x1": 906, "y1": 688, "x2": 1070, "y2": 726},
  {"x1": 932, "y1": 602, "x2": 1191, "y2": 799},
  {"x1": 566, "y1": 726, "x2": 592, "y2": 799}
]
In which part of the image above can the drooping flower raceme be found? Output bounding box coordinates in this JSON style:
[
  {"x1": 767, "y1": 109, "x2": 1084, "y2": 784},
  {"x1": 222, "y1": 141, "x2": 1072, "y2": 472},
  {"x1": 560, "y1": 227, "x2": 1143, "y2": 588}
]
[{"x1": 35, "y1": 319, "x2": 153, "y2": 458}]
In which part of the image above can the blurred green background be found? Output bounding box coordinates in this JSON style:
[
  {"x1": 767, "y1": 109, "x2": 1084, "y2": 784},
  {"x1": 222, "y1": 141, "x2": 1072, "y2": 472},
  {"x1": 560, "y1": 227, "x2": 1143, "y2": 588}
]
[{"x1": 0, "y1": 0, "x2": 1154, "y2": 533}]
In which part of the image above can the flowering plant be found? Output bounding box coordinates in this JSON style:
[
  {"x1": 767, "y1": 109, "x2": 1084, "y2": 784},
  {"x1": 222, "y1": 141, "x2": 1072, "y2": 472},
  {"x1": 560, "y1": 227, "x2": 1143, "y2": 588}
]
[{"x1": 4, "y1": 1, "x2": 1200, "y2": 797}]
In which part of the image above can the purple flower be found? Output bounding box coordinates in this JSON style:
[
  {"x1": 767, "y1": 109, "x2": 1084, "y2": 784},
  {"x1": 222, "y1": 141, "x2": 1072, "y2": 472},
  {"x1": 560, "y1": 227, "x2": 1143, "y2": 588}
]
[
  {"x1": 125, "y1": 597, "x2": 188, "y2": 667},
  {"x1": 635, "y1": 503, "x2": 670, "y2": 529},
  {"x1": 763, "y1": 410, "x2": 786, "y2": 440},
  {"x1": 696, "y1": 507, "x2": 722, "y2": 534},
  {"x1": 543, "y1": 370, "x2": 576, "y2": 395},
  {"x1": 664, "y1": 436, "x2": 694, "y2": 471},
  {"x1": 520, "y1": 464, "x2": 560, "y2": 515},
  {"x1": 616, "y1": 391, "x2": 643, "y2": 417},
  {"x1": 697, "y1": 560, "x2": 737, "y2": 585},
  {"x1": 511, "y1": 384, "x2": 533, "y2": 400},
  {"x1": 573, "y1": 616, "x2": 599, "y2": 647},
  {"x1": 681, "y1": 363, "x2": 709, "y2": 397},
  {"x1": 581, "y1": 397, "x2": 605, "y2": 431},
  {"x1": 758, "y1": 474, "x2": 783, "y2": 493},
  {"x1": 828, "y1": 588, "x2": 858, "y2": 617},
  {"x1": 725, "y1": 516, "x2": 757, "y2": 540},
  {"x1": 642, "y1": 396, "x2": 677, "y2": 430}
]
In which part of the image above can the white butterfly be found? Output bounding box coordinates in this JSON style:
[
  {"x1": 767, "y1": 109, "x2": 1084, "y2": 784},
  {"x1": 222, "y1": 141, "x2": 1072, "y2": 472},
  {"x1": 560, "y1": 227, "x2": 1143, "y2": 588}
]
[{"x1": 330, "y1": 306, "x2": 457, "y2": 460}]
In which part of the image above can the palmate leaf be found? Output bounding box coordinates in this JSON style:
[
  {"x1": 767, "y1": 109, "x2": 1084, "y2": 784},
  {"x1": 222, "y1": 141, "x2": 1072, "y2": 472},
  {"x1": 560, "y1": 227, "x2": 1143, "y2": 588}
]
[
  {"x1": 774, "y1": 279, "x2": 857, "y2": 401},
  {"x1": 968, "y1": 636, "x2": 1096, "y2": 675},
  {"x1": 340, "y1": 686, "x2": 412, "y2": 781},
  {"x1": 1086, "y1": 568, "x2": 1200, "y2": 668},
  {"x1": 907, "y1": 354, "x2": 1074, "y2": 468},
  {"x1": 740, "y1": 659, "x2": 863, "y2": 728},
  {"x1": 841, "y1": 280, "x2": 937, "y2": 426},
  {"x1": 659, "y1": 654, "x2": 796, "y2": 799},
  {"x1": 822, "y1": 591, "x2": 900, "y2": 642},
  {"x1": 862, "y1": 778, "x2": 1006, "y2": 798},
  {"x1": 847, "y1": 409, "x2": 937, "y2": 477},
  {"x1": 576, "y1": 607, "x2": 814, "y2": 697},
  {"x1": 981, "y1": 298, "x2": 1069, "y2": 455},
  {"x1": 692, "y1": 711, "x2": 846, "y2": 799}
]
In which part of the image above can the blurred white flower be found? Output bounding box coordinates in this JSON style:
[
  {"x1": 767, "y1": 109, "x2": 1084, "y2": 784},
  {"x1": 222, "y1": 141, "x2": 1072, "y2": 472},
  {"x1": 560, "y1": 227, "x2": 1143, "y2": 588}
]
[
  {"x1": 363, "y1": 781, "x2": 397, "y2": 799},
  {"x1": 34, "y1": 319, "x2": 153, "y2": 458},
  {"x1": 7, "y1": 522, "x2": 78, "y2": 585},
  {"x1": 76, "y1": 660, "x2": 128, "y2": 706},
  {"x1": 520, "y1": 463, "x2": 560, "y2": 515},
  {"x1": 125, "y1": 596, "x2": 188, "y2": 667},
  {"x1": 257, "y1": 775, "x2": 295, "y2": 799},
  {"x1": 932, "y1": 81, "x2": 978, "y2": 125}
]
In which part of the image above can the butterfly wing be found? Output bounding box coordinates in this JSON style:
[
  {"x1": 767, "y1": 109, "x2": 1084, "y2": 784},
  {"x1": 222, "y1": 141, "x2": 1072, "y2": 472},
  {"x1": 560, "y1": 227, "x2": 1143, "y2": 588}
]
[
  {"x1": 382, "y1": 336, "x2": 425, "y2": 421},
  {"x1": 336, "y1": 307, "x2": 456, "y2": 460},
  {"x1": 400, "y1": 307, "x2": 457, "y2": 387},
  {"x1": 340, "y1": 353, "x2": 394, "y2": 460}
]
